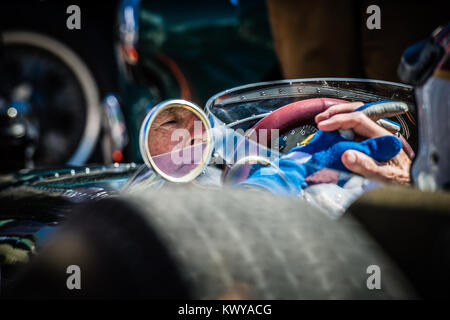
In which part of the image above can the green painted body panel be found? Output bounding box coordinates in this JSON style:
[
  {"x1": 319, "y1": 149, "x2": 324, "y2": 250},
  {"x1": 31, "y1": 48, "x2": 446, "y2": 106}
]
[{"x1": 120, "y1": 0, "x2": 277, "y2": 161}]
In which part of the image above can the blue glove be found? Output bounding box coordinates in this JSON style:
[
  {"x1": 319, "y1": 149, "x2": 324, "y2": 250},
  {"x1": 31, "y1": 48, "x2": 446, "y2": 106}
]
[
  {"x1": 239, "y1": 130, "x2": 402, "y2": 196},
  {"x1": 297, "y1": 129, "x2": 402, "y2": 172},
  {"x1": 239, "y1": 101, "x2": 403, "y2": 196}
]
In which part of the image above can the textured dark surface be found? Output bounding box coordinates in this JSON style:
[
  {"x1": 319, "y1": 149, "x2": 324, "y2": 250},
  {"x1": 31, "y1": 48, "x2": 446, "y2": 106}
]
[
  {"x1": 127, "y1": 185, "x2": 416, "y2": 299},
  {"x1": 4, "y1": 197, "x2": 191, "y2": 299},
  {"x1": 4, "y1": 185, "x2": 418, "y2": 299},
  {"x1": 349, "y1": 186, "x2": 450, "y2": 299}
]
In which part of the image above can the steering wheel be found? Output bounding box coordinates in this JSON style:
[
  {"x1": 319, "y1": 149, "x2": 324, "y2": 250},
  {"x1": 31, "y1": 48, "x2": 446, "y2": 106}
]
[
  {"x1": 222, "y1": 98, "x2": 349, "y2": 183},
  {"x1": 245, "y1": 98, "x2": 349, "y2": 148}
]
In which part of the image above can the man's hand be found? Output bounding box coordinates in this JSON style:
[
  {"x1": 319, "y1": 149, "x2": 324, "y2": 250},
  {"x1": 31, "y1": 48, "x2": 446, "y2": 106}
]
[{"x1": 315, "y1": 102, "x2": 411, "y2": 185}]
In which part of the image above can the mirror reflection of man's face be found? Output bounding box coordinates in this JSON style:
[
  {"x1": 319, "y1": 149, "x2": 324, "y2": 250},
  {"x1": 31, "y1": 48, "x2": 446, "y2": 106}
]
[{"x1": 148, "y1": 107, "x2": 206, "y2": 156}]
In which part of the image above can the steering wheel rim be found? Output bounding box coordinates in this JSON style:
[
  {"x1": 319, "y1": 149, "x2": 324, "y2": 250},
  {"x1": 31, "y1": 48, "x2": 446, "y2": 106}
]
[
  {"x1": 223, "y1": 98, "x2": 349, "y2": 183},
  {"x1": 245, "y1": 98, "x2": 349, "y2": 147}
]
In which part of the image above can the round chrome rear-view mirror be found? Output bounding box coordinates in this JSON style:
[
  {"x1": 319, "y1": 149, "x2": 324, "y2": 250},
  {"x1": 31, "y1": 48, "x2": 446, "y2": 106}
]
[{"x1": 139, "y1": 99, "x2": 213, "y2": 183}]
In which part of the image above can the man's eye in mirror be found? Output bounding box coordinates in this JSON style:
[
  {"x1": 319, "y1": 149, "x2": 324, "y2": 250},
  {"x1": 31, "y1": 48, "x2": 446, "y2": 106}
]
[{"x1": 162, "y1": 119, "x2": 177, "y2": 126}]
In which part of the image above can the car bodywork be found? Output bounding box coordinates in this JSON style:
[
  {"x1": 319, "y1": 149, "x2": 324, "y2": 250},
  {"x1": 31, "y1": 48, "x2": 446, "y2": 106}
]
[{"x1": 0, "y1": 78, "x2": 419, "y2": 294}]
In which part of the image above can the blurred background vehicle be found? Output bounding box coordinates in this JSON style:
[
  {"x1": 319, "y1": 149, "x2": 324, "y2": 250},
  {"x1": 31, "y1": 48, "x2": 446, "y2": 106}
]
[
  {"x1": 0, "y1": 0, "x2": 120, "y2": 171},
  {"x1": 0, "y1": 0, "x2": 279, "y2": 171}
]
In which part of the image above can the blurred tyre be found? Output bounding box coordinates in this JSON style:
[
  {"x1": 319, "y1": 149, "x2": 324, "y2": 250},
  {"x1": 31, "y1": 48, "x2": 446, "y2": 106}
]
[
  {"x1": 6, "y1": 186, "x2": 417, "y2": 299},
  {"x1": 2, "y1": 30, "x2": 102, "y2": 166},
  {"x1": 0, "y1": 1, "x2": 119, "y2": 167}
]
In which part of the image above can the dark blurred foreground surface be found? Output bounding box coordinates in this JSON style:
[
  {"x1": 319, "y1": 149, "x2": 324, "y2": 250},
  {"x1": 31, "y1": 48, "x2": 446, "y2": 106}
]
[{"x1": 5, "y1": 186, "x2": 416, "y2": 299}]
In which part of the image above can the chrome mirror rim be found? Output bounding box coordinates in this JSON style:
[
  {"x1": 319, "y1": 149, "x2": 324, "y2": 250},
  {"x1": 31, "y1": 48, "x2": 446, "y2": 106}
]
[{"x1": 139, "y1": 99, "x2": 213, "y2": 183}]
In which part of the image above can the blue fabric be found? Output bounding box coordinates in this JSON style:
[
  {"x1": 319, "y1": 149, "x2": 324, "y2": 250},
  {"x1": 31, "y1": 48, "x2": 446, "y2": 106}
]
[{"x1": 239, "y1": 101, "x2": 403, "y2": 196}]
